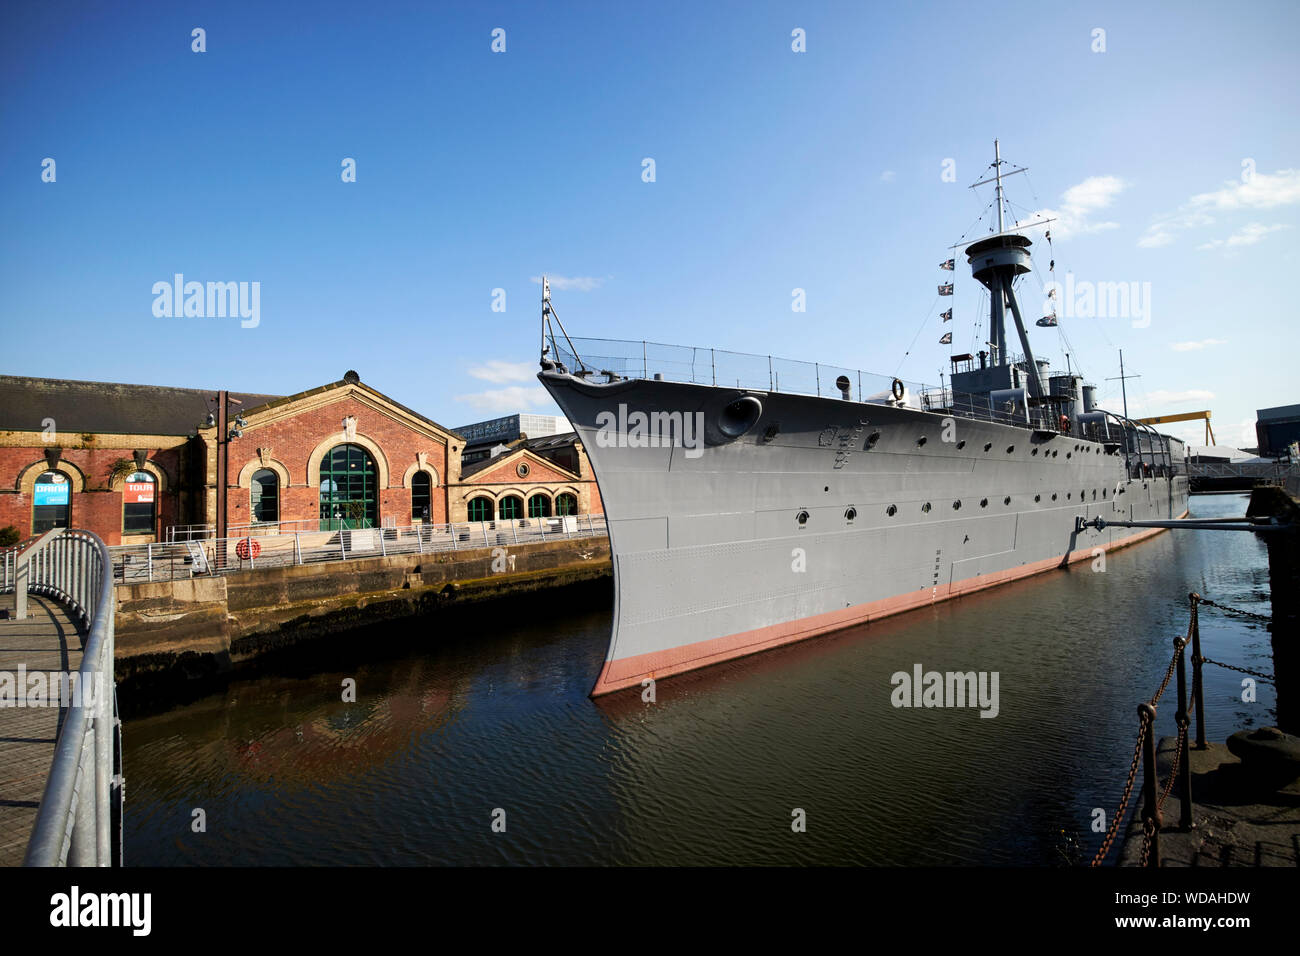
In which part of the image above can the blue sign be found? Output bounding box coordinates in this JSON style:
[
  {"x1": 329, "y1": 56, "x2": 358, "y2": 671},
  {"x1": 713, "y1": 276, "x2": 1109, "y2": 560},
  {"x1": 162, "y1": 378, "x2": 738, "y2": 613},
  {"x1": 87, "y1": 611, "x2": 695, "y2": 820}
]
[{"x1": 34, "y1": 481, "x2": 69, "y2": 507}]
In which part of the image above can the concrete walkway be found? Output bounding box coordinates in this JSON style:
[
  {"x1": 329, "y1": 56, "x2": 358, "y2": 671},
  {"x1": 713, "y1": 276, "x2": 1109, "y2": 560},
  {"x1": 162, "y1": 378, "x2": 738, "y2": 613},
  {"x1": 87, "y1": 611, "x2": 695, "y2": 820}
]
[
  {"x1": 0, "y1": 593, "x2": 84, "y2": 866},
  {"x1": 1120, "y1": 736, "x2": 1300, "y2": 866}
]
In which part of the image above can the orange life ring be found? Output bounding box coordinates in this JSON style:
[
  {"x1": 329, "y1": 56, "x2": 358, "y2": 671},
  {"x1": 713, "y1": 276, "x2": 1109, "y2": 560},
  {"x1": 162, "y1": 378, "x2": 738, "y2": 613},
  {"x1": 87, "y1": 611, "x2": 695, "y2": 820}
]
[{"x1": 235, "y1": 537, "x2": 261, "y2": 560}]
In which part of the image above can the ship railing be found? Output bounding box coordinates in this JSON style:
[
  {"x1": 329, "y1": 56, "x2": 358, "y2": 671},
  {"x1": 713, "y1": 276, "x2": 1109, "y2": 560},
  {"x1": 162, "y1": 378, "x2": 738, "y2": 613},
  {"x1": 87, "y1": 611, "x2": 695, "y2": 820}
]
[
  {"x1": 551, "y1": 336, "x2": 1080, "y2": 434},
  {"x1": 111, "y1": 514, "x2": 609, "y2": 581}
]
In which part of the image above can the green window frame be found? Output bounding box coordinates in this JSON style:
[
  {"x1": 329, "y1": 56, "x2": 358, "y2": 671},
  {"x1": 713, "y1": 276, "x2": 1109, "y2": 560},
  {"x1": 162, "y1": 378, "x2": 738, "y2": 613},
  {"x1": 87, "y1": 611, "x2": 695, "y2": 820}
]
[
  {"x1": 499, "y1": 495, "x2": 523, "y2": 520},
  {"x1": 467, "y1": 497, "x2": 494, "y2": 523},
  {"x1": 319, "y1": 443, "x2": 378, "y2": 530},
  {"x1": 555, "y1": 493, "x2": 578, "y2": 516},
  {"x1": 527, "y1": 494, "x2": 551, "y2": 518}
]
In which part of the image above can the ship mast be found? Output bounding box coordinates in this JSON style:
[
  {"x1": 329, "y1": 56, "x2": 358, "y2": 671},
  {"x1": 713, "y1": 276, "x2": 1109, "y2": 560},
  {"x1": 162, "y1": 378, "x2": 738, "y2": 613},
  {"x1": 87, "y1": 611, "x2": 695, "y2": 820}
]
[{"x1": 964, "y1": 141, "x2": 1045, "y2": 400}]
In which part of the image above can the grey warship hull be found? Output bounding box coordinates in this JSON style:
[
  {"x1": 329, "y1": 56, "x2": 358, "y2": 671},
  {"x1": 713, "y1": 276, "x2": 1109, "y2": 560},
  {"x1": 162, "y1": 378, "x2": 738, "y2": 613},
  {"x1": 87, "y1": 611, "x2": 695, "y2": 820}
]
[{"x1": 539, "y1": 370, "x2": 1189, "y2": 696}]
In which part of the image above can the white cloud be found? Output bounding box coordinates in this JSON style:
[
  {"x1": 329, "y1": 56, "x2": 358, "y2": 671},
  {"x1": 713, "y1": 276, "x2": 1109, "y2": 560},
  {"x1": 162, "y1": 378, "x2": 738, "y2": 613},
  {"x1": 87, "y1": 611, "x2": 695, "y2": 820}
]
[
  {"x1": 1026, "y1": 175, "x2": 1125, "y2": 239},
  {"x1": 453, "y1": 385, "x2": 552, "y2": 414},
  {"x1": 1140, "y1": 169, "x2": 1300, "y2": 248},
  {"x1": 1196, "y1": 222, "x2": 1289, "y2": 251},
  {"x1": 1170, "y1": 338, "x2": 1228, "y2": 352},
  {"x1": 879, "y1": 170, "x2": 896, "y2": 183},
  {"x1": 530, "y1": 274, "x2": 608, "y2": 292},
  {"x1": 1189, "y1": 169, "x2": 1300, "y2": 211},
  {"x1": 466, "y1": 359, "x2": 536, "y2": 383}
]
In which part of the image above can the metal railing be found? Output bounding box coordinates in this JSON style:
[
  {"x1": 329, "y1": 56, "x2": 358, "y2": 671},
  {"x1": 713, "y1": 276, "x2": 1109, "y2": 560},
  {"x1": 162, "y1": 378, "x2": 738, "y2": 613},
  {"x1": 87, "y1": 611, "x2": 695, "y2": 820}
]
[
  {"x1": 1, "y1": 528, "x2": 121, "y2": 866},
  {"x1": 549, "y1": 336, "x2": 1155, "y2": 440},
  {"x1": 114, "y1": 514, "x2": 609, "y2": 582}
]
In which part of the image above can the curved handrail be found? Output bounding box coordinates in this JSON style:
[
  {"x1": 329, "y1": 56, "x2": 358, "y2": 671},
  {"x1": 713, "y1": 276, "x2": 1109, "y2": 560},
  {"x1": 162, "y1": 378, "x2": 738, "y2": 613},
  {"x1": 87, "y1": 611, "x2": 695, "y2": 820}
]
[{"x1": 9, "y1": 529, "x2": 119, "y2": 867}]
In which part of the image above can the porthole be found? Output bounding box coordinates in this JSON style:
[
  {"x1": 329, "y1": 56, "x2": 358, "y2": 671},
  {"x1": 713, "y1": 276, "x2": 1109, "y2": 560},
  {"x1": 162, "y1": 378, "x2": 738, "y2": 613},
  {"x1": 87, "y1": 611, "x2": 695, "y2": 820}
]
[
  {"x1": 796, "y1": 510, "x2": 809, "y2": 526},
  {"x1": 1032, "y1": 448, "x2": 1039, "y2": 456},
  {"x1": 921, "y1": 502, "x2": 932, "y2": 513},
  {"x1": 824, "y1": 486, "x2": 829, "y2": 492},
  {"x1": 1067, "y1": 492, "x2": 1072, "y2": 499},
  {"x1": 845, "y1": 506, "x2": 857, "y2": 521},
  {"x1": 917, "y1": 436, "x2": 928, "y2": 446},
  {"x1": 886, "y1": 504, "x2": 898, "y2": 517},
  {"x1": 1066, "y1": 452, "x2": 1072, "y2": 460},
  {"x1": 1051, "y1": 493, "x2": 1058, "y2": 501},
  {"x1": 1006, "y1": 445, "x2": 1015, "y2": 454},
  {"x1": 980, "y1": 498, "x2": 988, "y2": 508},
  {"x1": 957, "y1": 440, "x2": 967, "y2": 450},
  {"x1": 1003, "y1": 496, "x2": 1011, "y2": 505},
  {"x1": 983, "y1": 442, "x2": 993, "y2": 452},
  {"x1": 867, "y1": 431, "x2": 881, "y2": 448},
  {"x1": 952, "y1": 499, "x2": 962, "y2": 510},
  {"x1": 1103, "y1": 489, "x2": 1108, "y2": 499},
  {"x1": 1052, "y1": 450, "x2": 1059, "y2": 458},
  {"x1": 1034, "y1": 494, "x2": 1041, "y2": 502}
]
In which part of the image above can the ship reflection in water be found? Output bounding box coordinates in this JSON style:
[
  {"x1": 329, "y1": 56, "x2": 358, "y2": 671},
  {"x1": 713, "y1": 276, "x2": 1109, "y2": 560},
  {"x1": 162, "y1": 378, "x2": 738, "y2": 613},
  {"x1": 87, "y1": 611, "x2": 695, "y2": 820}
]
[{"x1": 124, "y1": 494, "x2": 1275, "y2": 866}]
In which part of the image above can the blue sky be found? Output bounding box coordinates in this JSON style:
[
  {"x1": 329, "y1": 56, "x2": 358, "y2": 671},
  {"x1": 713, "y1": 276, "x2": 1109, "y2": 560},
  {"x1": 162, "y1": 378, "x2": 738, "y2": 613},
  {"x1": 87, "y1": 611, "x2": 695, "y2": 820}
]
[{"x1": 3, "y1": 0, "x2": 1297, "y2": 448}]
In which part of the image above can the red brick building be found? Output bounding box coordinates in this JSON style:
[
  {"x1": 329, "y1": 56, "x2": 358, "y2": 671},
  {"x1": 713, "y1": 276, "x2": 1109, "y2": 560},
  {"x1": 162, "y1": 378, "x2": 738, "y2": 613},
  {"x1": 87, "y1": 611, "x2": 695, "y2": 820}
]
[{"x1": 1, "y1": 372, "x2": 602, "y2": 546}]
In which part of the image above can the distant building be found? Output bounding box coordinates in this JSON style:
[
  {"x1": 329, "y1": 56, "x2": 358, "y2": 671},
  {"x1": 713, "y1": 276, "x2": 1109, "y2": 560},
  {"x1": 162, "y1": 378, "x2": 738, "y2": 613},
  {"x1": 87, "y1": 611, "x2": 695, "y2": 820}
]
[
  {"x1": 1255, "y1": 404, "x2": 1300, "y2": 457},
  {"x1": 0, "y1": 375, "x2": 600, "y2": 545},
  {"x1": 454, "y1": 413, "x2": 568, "y2": 465}
]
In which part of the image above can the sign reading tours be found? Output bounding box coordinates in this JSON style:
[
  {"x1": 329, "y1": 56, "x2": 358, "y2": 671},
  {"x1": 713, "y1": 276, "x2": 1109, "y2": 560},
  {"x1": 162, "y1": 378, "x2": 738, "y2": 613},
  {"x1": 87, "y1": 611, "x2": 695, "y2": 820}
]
[{"x1": 124, "y1": 473, "x2": 155, "y2": 504}]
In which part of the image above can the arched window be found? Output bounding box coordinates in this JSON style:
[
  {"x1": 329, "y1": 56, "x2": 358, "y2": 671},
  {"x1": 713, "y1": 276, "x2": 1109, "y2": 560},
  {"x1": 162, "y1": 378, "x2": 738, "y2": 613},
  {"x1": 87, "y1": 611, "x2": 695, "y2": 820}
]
[
  {"x1": 123, "y1": 472, "x2": 156, "y2": 536},
  {"x1": 499, "y1": 495, "x2": 523, "y2": 520},
  {"x1": 251, "y1": 469, "x2": 279, "y2": 524},
  {"x1": 32, "y1": 470, "x2": 70, "y2": 534},
  {"x1": 319, "y1": 443, "x2": 378, "y2": 530},
  {"x1": 527, "y1": 494, "x2": 551, "y2": 518},
  {"x1": 555, "y1": 493, "x2": 578, "y2": 516},
  {"x1": 411, "y1": 471, "x2": 432, "y2": 522},
  {"x1": 467, "y1": 497, "x2": 494, "y2": 523}
]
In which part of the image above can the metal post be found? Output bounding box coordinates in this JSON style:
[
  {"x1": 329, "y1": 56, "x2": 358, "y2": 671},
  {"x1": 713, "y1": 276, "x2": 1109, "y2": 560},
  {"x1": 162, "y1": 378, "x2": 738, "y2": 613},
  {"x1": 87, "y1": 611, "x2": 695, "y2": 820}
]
[
  {"x1": 295, "y1": 532, "x2": 302, "y2": 565},
  {"x1": 482, "y1": 522, "x2": 489, "y2": 547},
  {"x1": 147, "y1": 543, "x2": 153, "y2": 583},
  {"x1": 642, "y1": 340, "x2": 647, "y2": 379},
  {"x1": 1139, "y1": 702, "x2": 1161, "y2": 867},
  {"x1": 1174, "y1": 637, "x2": 1194, "y2": 830},
  {"x1": 711, "y1": 349, "x2": 716, "y2": 387},
  {"x1": 416, "y1": 526, "x2": 423, "y2": 554},
  {"x1": 1190, "y1": 593, "x2": 1206, "y2": 749}
]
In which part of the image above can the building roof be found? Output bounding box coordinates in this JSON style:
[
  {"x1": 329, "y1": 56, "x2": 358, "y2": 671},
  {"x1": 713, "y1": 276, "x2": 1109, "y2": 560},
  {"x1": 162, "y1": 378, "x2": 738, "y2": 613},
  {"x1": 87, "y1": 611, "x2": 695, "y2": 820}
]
[
  {"x1": 1257, "y1": 404, "x2": 1300, "y2": 422},
  {"x1": 235, "y1": 376, "x2": 464, "y2": 440},
  {"x1": 458, "y1": 431, "x2": 580, "y2": 479},
  {"x1": 0, "y1": 375, "x2": 282, "y2": 437}
]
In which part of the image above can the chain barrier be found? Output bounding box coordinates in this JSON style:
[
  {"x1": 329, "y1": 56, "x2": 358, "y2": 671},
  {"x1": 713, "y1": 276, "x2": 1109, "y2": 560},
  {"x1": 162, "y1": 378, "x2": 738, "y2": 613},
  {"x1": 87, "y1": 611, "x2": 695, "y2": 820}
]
[
  {"x1": 1198, "y1": 596, "x2": 1272, "y2": 623},
  {"x1": 1197, "y1": 655, "x2": 1274, "y2": 683},
  {"x1": 1092, "y1": 587, "x2": 1277, "y2": 867},
  {"x1": 1090, "y1": 713, "x2": 1149, "y2": 867}
]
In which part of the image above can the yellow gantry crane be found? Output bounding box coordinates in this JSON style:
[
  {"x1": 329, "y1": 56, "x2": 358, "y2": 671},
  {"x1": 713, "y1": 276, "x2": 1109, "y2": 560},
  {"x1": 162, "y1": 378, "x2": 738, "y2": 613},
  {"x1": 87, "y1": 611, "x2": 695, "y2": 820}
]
[{"x1": 1135, "y1": 410, "x2": 1215, "y2": 445}]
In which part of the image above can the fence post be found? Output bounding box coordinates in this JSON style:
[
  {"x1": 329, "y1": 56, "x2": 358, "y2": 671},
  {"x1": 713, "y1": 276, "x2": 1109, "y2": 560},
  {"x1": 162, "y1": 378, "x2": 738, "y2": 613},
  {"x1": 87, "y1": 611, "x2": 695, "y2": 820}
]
[
  {"x1": 482, "y1": 522, "x2": 490, "y2": 547},
  {"x1": 295, "y1": 532, "x2": 302, "y2": 566},
  {"x1": 1174, "y1": 636, "x2": 1195, "y2": 830},
  {"x1": 1139, "y1": 702, "x2": 1161, "y2": 867},
  {"x1": 1190, "y1": 593, "x2": 1206, "y2": 749},
  {"x1": 711, "y1": 349, "x2": 716, "y2": 387},
  {"x1": 147, "y1": 543, "x2": 153, "y2": 583},
  {"x1": 417, "y1": 525, "x2": 424, "y2": 554},
  {"x1": 380, "y1": 528, "x2": 387, "y2": 556}
]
